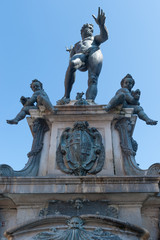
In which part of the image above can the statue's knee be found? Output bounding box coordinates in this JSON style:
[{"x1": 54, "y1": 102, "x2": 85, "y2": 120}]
[
  {"x1": 119, "y1": 93, "x2": 125, "y2": 101},
  {"x1": 92, "y1": 79, "x2": 98, "y2": 85},
  {"x1": 134, "y1": 106, "x2": 143, "y2": 113},
  {"x1": 88, "y1": 74, "x2": 98, "y2": 85},
  {"x1": 22, "y1": 106, "x2": 29, "y2": 114}
]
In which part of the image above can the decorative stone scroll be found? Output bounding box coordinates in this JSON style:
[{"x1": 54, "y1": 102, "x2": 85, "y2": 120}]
[
  {"x1": 146, "y1": 163, "x2": 160, "y2": 176},
  {"x1": 115, "y1": 117, "x2": 160, "y2": 176},
  {"x1": 115, "y1": 118, "x2": 145, "y2": 175},
  {"x1": 33, "y1": 216, "x2": 122, "y2": 240},
  {"x1": 0, "y1": 118, "x2": 49, "y2": 177},
  {"x1": 56, "y1": 121, "x2": 105, "y2": 176},
  {"x1": 115, "y1": 118, "x2": 138, "y2": 157}
]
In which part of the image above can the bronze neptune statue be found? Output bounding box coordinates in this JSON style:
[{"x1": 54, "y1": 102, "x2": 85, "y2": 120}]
[{"x1": 57, "y1": 7, "x2": 108, "y2": 105}]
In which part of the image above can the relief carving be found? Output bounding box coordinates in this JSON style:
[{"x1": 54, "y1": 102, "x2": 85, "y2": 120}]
[
  {"x1": 33, "y1": 216, "x2": 122, "y2": 240},
  {"x1": 38, "y1": 199, "x2": 118, "y2": 218},
  {"x1": 56, "y1": 121, "x2": 105, "y2": 176}
]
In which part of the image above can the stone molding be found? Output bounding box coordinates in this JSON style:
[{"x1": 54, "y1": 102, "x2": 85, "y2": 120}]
[
  {"x1": 0, "y1": 176, "x2": 159, "y2": 195},
  {"x1": 29, "y1": 106, "x2": 134, "y2": 122}
]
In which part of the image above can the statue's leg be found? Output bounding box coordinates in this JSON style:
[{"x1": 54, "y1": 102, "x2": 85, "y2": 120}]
[
  {"x1": 134, "y1": 106, "x2": 158, "y2": 125},
  {"x1": 104, "y1": 93, "x2": 125, "y2": 111},
  {"x1": 6, "y1": 107, "x2": 32, "y2": 124},
  {"x1": 37, "y1": 95, "x2": 56, "y2": 113},
  {"x1": 64, "y1": 54, "x2": 86, "y2": 99},
  {"x1": 86, "y1": 70, "x2": 98, "y2": 100},
  {"x1": 86, "y1": 50, "x2": 103, "y2": 100},
  {"x1": 64, "y1": 65, "x2": 76, "y2": 99}
]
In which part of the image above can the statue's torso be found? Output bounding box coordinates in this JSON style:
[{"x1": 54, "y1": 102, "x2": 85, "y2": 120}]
[
  {"x1": 74, "y1": 36, "x2": 98, "y2": 54},
  {"x1": 33, "y1": 90, "x2": 49, "y2": 100}
]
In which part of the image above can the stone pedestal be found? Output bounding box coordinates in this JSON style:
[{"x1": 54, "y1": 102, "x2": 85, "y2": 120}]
[
  {"x1": 28, "y1": 105, "x2": 137, "y2": 177},
  {"x1": 0, "y1": 104, "x2": 160, "y2": 239}
]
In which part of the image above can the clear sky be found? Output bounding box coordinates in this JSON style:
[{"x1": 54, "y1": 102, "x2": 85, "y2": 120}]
[{"x1": 0, "y1": 0, "x2": 160, "y2": 171}]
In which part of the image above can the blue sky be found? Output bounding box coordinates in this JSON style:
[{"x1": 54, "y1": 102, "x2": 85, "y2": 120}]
[{"x1": 0, "y1": 0, "x2": 160, "y2": 171}]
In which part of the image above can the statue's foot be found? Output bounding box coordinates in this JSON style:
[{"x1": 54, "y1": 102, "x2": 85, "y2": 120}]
[
  {"x1": 146, "y1": 119, "x2": 158, "y2": 125},
  {"x1": 50, "y1": 107, "x2": 58, "y2": 114},
  {"x1": 6, "y1": 119, "x2": 18, "y2": 125},
  {"x1": 103, "y1": 105, "x2": 112, "y2": 112},
  {"x1": 56, "y1": 97, "x2": 70, "y2": 105},
  {"x1": 103, "y1": 104, "x2": 123, "y2": 112}
]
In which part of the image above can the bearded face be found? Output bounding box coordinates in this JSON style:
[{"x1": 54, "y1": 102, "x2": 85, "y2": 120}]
[{"x1": 81, "y1": 24, "x2": 93, "y2": 39}]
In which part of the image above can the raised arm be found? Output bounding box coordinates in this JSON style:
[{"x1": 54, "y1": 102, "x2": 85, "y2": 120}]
[{"x1": 92, "y1": 7, "x2": 108, "y2": 45}]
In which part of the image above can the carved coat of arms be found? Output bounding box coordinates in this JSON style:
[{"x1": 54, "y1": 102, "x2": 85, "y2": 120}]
[{"x1": 56, "y1": 121, "x2": 105, "y2": 176}]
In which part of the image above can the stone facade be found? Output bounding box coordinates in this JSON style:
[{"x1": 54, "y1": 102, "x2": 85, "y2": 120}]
[{"x1": 0, "y1": 104, "x2": 160, "y2": 239}]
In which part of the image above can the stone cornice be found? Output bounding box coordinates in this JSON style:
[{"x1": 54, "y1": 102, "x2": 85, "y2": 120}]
[{"x1": 0, "y1": 176, "x2": 159, "y2": 194}]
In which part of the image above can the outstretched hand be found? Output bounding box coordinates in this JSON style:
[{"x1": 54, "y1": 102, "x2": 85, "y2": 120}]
[{"x1": 92, "y1": 7, "x2": 106, "y2": 26}]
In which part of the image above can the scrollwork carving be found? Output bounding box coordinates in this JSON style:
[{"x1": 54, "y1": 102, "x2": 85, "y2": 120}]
[
  {"x1": 147, "y1": 164, "x2": 160, "y2": 176},
  {"x1": 115, "y1": 118, "x2": 145, "y2": 175},
  {"x1": 0, "y1": 118, "x2": 49, "y2": 177}
]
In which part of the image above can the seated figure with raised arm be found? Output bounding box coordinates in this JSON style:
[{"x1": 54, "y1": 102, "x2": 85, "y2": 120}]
[
  {"x1": 104, "y1": 74, "x2": 157, "y2": 125},
  {"x1": 57, "y1": 7, "x2": 108, "y2": 105},
  {"x1": 7, "y1": 79, "x2": 56, "y2": 125}
]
